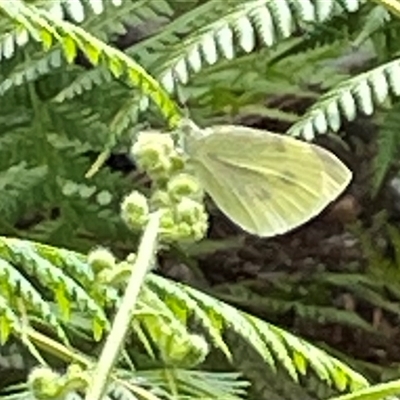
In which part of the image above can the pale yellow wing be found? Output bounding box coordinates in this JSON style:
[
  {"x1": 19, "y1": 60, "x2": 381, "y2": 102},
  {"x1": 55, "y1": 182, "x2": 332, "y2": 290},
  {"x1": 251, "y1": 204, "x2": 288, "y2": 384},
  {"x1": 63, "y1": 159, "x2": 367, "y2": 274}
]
[{"x1": 186, "y1": 125, "x2": 352, "y2": 237}]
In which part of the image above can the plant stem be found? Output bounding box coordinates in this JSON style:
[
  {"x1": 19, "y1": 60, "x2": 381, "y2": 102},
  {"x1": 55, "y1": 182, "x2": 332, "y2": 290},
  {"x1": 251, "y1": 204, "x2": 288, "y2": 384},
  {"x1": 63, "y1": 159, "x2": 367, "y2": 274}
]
[{"x1": 85, "y1": 211, "x2": 161, "y2": 400}]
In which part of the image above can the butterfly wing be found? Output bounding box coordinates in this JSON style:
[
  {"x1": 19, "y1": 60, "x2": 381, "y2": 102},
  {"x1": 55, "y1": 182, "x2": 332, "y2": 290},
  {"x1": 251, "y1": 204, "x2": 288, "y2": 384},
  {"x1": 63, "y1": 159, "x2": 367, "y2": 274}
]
[{"x1": 186, "y1": 125, "x2": 352, "y2": 237}]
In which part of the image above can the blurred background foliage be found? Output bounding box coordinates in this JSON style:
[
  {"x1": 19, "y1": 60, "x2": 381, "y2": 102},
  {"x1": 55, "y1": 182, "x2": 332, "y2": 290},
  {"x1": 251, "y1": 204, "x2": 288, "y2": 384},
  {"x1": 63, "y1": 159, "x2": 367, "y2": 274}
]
[{"x1": 4, "y1": 0, "x2": 400, "y2": 399}]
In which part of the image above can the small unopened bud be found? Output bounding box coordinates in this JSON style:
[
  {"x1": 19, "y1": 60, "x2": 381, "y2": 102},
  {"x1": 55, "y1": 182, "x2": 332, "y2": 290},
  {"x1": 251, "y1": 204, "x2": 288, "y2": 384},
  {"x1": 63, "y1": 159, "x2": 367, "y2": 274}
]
[
  {"x1": 88, "y1": 247, "x2": 115, "y2": 273},
  {"x1": 158, "y1": 198, "x2": 208, "y2": 243},
  {"x1": 28, "y1": 367, "x2": 62, "y2": 399},
  {"x1": 131, "y1": 132, "x2": 184, "y2": 182},
  {"x1": 167, "y1": 173, "x2": 203, "y2": 201},
  {"x1": 121, "y1": 190, "x2": 150, "y2": 230}
]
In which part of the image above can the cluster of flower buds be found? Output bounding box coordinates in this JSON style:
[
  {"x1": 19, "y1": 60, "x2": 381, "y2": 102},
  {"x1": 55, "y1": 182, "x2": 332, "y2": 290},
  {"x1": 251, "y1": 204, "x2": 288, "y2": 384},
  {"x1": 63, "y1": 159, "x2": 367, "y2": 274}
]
[{"x1": 121, "y1": 131, "x2": 208, "y2": 243}]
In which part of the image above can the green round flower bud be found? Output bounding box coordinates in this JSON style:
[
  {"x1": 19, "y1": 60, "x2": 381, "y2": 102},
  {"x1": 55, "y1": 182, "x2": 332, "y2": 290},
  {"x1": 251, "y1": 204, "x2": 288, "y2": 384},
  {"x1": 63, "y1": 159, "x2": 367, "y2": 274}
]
[
  {"x1": 193, "y1": 220, "x2": 209, "y2": 241},
  {"x1": 150, "y1": 189, "x2": 172, "y2": 208},
  {"x1": 159, "y1": 208, "x2": 175, "y2": 232},
  {"x1": 96, "y1": 255, "x2": 138, "y2": 288},
  {"x1": 64, "y1": 364, "x2": 89, "y2": 392},
  {"x1": 169, "y1": 153, "x2": 186, "y2": 174},
  {"x1": 87, "y1": 247, "x2": 115, "y2": 273},
  {"x1": 131, "y1": 132, "x2": 172, "y2": 158},
  {"x1": 158, "y1": 199, "x2": 209, "y2": 243},
  {"x1": 66, "y1": 364, "x2": 83, "y2": 377},
  {"x1": 177, "y1": 199, "x2": 209, "y2": 241},
  {"x1": 176, "y1": 198, "x2": 206, "y2": 224},
  {"x1": 96, "y1": 268, "x2": 113, "y2": 285},
  {"x1": 167, "y1": 173, "x2": 203, "y2": 201},
  {"x1": 121, "y1": 190, "x2": 150, "y2": 230},
  {"x1": 28, "y1": 367, "x2": 62, "y2": 400},
  {"x1": 131, "y1": 132, "x2": 185, "y2": 182},
  {"x1": 101, "y1": 260, "x2": 132, "y2": 288},
  {"x1": 159, "y1": 207, "x2": 185, "y2": 243}
]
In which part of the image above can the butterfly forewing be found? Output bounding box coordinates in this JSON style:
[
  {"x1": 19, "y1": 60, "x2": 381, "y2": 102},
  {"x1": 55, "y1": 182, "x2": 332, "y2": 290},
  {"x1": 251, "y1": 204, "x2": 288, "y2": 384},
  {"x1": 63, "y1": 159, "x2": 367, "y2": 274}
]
[{"x1": 186, "y1": 125, "x2": 352, "y2": 237}]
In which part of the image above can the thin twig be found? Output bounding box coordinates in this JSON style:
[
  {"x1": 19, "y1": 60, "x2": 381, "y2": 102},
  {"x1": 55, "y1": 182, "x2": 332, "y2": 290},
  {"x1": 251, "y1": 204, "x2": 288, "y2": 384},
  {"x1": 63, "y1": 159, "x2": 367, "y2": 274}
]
[{"x1": 85, "y1": 211, "x2": 161, "y2": 400}]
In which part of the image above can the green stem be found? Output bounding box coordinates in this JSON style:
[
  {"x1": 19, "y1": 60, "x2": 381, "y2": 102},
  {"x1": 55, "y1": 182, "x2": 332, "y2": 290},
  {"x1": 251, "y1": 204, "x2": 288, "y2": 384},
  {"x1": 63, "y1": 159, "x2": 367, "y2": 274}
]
[
  {"x1": 28, "y1": 327, "x2": 90, "y2": 366},
  {"x1": 84, "y1": 211, "x2": 161, "y2": 400}
]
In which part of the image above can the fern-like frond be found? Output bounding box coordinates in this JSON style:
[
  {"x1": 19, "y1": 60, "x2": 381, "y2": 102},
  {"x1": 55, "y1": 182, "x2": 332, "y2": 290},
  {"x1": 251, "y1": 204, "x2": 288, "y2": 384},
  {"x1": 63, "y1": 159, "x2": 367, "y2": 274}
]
[
  {"x1": 2, "y1": 367, "x2": 248, "y2": 400},
  {"x1": 0, "y1": 163, "x2": 48, "y2": 223},
  {"x1": 148, "y1": 275, "x2": 369, "y2": 393},
  {"x1": 0, "y1": 49, "x2": 63, "y2": 96},
  {"x1": 372, "y1": 103, "x2": 400, "y2": 195},
  {"x1": 214, "y1": 284, "x2": 375, "y2": 333},
  {"x1": 0, "y1": 0, "x2": 181, "y2": 125},
  {"x1": 0, "y1": 292, "x2": 23, "y2": 344},
  {"x1": 136, "y1": 284, "x2": 214, "y2": 368},
  {"x1": 51, "y1": 0, "x2": 127, "y2": 24},
  {"x1": 0, "y1": 236, "x2": 369, "y2": 396},
  {"x1": 0, "y1": 28, "x2": 29, "y2": 60},
  {"x1": 258, "y1": 320, "x2": 366, "y2": 392},
  {"x1": 0, "y1": 0, "x2": 171, "y2": 100},
  {"x1": 51, "y1": 0, "x2": 367, "y2": 99},
  {"x1": 353, "y1": 4, "x2": 391, "y2": 47},
  {"x1": 0, "y1": 258, "x2": 66, "y2": 342},
  {"x1": 0, "y1": 236, "x2": 110, "y2": 340},
  {"x1": 76, "y1": 0, "x2": 173, "y2": 41},
  {"x1": 288, "y1": 58, "x2": 400, "y2": 139},
  {"x1": 52, "y1": 67, "x2": 114, "y2": 101},
  {"x1": 155, "y1": 0, "x2": 365, "y2": 92},
  {"x1": 146, "y1": 277, "x2": 232, "y2": 358},
  {"x1": 0, "y1": 98, "x2": 138, "y2": 249},
  {"x1": 336, "y1": 380, "x2": 400, "y2": 400},
  {"x1": 46, "y1": 0, "x2": 226, "y2": 102},
  {"x1": 50, "y1": 103, "x2": 111, "y2": 149},
  {"x1": 128, "y1": 369, "x2": 249, "y2": 400},
  {"x1": 41, "y1": 0, "x2": 172, "y2": 101}
]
